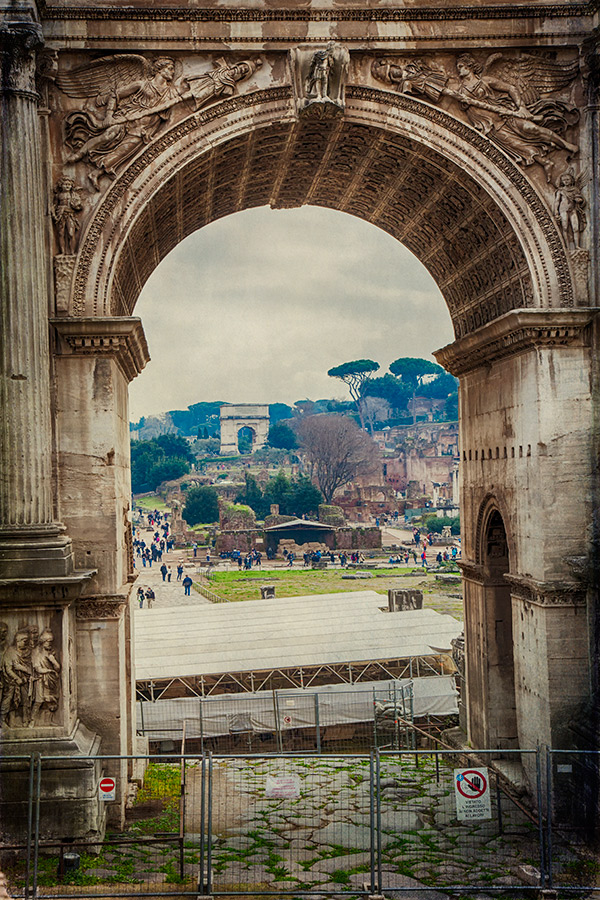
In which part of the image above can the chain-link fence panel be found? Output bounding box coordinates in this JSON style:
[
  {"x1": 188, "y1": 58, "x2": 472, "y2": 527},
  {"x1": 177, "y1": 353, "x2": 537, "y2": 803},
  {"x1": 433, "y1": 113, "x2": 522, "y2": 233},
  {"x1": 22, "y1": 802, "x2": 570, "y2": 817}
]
[
  {"x1": 375, "y1": 749, "x2": 544, "y2": 895},
  {"x1": 203, "y1": 755, "x2": 375, "y2": 895},
  {"x1": 546, "y1": 749, "x2": 600, "y2": 894},
  {"x1": 137, "y1": 681, "x2": 423, "y2": 756},
  {"x1": 27, "y1": 757, "x2": 192, "y2": 897}
]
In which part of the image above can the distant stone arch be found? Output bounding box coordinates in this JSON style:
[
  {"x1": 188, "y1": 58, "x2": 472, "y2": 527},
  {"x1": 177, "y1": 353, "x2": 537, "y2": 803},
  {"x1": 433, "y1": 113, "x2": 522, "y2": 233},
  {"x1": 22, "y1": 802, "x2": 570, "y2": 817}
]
[{"x1": 220, "y1": 405, "x2": 269, "y2": 456}]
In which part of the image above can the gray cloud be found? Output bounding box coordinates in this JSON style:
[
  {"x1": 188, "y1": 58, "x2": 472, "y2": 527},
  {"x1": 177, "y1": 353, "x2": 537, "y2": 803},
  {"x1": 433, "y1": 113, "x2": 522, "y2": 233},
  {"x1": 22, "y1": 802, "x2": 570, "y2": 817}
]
[{"x1": 129, "y1": 206, "x2": 453, "y2": 421}]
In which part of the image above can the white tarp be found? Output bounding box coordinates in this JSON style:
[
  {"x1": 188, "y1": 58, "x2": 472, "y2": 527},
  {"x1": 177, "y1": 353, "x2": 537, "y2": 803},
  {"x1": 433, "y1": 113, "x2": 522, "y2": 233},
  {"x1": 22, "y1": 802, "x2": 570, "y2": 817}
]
[
  {"x1": 135, "y1": 591, "x2": 462, "y2": 680},
  {"x1": 137, "y1": 676, "x2": 457, "y2": 739}
]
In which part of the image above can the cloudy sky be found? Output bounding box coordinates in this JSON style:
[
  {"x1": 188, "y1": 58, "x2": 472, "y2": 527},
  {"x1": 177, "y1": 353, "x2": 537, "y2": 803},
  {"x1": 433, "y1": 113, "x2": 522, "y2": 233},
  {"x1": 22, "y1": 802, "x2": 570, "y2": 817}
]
[{"x1": 129, "y1": 206, "x2": 453, "y2": 422}]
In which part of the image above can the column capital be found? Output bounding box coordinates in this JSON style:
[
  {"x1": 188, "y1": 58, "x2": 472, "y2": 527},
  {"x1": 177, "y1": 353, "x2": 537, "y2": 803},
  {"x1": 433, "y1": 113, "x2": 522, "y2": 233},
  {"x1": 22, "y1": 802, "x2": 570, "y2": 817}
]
[
  {"x1": 51, "y1": 317, "x2": 150, "y2": 383},
  {"x1": 435, "y1": 308, "x2": 598, "y2": 377},
  {"x1": 0, "y1": 21, "x2": 43, "y2": 98}
]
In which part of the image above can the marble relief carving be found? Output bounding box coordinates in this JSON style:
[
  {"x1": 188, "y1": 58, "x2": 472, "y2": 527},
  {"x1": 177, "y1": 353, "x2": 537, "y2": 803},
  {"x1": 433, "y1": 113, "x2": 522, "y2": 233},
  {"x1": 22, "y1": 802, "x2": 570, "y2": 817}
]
[
  {"x1": 292, "y1": 42, "x2": 349, "y2": 116},
  {"x1": 371, "y1": 51, "x2": 581, "y2": 182},
  {"x1": 553, "y1": 168, "x2": 586, "y2": 250},
  {"x1": 0, "y1": 622, "x2": 61, "y2": 729},
  {"x1": 56, "y1": 54, "x2": 262, "y2": 190},
  {"x1": 52, "y1": 176, "x2": 83, "y2": 254}
]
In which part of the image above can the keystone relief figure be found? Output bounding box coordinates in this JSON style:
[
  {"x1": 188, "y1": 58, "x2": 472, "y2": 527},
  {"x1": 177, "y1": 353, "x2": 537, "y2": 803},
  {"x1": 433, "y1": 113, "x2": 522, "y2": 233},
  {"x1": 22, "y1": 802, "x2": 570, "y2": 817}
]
[
  {"x1": 306, "y1": 42, "x2": 337, "y2": 101},
  {"x1": 56, "y1": 55, "x2": 261, "y2": 189},
  {"x1": 292, "y1": 42, "x2": 350, "y2": 115},
  {"x1": 52, "y1": 176, "x2": 83, "y2": 255},
  {"x1": 371, "y1": 51, "x2": 580, "y2": 181}
]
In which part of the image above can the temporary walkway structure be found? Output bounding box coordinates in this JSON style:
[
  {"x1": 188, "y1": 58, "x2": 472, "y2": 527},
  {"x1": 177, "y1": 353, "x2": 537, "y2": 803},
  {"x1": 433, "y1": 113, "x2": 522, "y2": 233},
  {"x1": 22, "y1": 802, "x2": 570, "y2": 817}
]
[
  {"x1": 135, "y1": 590, "x2": 462, "y2": 699},
  {"x1": 137, "y1": 676, "x2": 459, "y2": 743}
]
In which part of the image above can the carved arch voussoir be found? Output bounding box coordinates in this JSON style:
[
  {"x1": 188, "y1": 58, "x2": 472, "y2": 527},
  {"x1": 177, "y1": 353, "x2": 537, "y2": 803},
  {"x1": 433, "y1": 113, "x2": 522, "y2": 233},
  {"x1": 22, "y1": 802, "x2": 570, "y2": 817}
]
[{"x1": 69, "y1": 85, "x2": 574, "y2": 328}]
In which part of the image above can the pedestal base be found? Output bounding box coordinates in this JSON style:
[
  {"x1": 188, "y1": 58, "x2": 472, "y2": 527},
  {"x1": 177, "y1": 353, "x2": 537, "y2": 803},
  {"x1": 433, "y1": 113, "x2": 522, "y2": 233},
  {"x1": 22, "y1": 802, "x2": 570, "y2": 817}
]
[
  {"x1": 0, "y1": 720, "x2": 105, "y2": 843},
  {"x1": 0, "y1": 525, "x2": 74, "y2": 578}
]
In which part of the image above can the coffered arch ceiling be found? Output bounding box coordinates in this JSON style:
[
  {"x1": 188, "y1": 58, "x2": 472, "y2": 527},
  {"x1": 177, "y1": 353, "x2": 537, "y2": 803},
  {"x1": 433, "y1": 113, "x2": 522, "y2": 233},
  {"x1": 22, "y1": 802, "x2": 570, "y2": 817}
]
[{"x1": 85, "y1": 93, "x2": 571, "y2": 340}]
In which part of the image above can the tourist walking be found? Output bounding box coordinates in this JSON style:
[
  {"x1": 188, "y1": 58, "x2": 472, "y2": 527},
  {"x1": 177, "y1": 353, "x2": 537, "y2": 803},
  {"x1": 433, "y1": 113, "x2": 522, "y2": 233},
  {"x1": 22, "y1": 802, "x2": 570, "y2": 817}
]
[{"x1": 183, "y1": 575, "x2": 193, "y2": 596}]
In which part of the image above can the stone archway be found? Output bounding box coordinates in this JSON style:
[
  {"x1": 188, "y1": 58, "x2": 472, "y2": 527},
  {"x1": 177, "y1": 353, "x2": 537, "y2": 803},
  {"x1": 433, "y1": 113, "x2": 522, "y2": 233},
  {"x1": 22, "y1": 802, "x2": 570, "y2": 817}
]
[
  {"x1": 464, "y1": 498, "x2": 518, "y2": 752},
  {"x1": 2, "y1": 3, "x2": 599, "y2": 836},
  {"x1": 220, "y1": 405, "x2": 269, "y2": 455}
]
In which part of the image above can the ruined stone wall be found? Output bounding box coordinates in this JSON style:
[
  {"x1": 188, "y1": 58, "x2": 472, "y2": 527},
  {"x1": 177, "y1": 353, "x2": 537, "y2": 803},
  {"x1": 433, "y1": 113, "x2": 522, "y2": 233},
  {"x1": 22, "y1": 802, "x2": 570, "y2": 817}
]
[{"x1": 334, "y1": 527, "x2": 382, "y2": 551}]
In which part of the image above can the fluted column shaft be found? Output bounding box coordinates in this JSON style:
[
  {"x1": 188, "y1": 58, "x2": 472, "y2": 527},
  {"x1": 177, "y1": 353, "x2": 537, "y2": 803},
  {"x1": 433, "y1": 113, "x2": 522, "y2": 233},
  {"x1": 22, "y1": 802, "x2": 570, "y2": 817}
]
[{"x1": 0, "y1": 22, "x2": 72, "y2": 576}]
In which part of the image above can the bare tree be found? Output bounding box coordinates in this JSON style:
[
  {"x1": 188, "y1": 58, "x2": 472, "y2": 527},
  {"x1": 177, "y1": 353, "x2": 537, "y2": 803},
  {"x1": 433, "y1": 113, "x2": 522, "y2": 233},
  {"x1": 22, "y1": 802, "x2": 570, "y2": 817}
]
[{"x1": 295, "y1": 415, "x2": 380, "y2": 503}]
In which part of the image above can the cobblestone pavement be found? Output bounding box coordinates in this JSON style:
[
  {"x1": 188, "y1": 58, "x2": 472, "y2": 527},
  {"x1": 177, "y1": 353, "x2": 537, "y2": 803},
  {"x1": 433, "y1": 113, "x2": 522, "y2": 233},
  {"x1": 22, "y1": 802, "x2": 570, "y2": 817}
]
[
  {"x1": 197, "y1": 755, "x2": 541, "y2": 897},
  {"x1": 60, "y1": 754, "x2": 547, "y2": 897}
]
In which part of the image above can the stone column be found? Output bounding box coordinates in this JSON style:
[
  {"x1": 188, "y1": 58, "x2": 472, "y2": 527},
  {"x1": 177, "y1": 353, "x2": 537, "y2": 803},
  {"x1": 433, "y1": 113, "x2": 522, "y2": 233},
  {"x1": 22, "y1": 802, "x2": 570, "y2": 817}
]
[{"x1": 0, "y1": 21, "x2": 72, "y2": 577}]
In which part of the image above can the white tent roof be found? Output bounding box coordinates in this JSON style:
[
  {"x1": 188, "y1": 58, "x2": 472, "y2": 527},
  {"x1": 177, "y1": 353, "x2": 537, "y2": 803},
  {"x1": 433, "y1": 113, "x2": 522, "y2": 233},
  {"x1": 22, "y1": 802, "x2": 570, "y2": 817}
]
[
  {"x1": 134, "y1": 591, "x2": 461, "y2": 681},
  {"x1": 264, "y1": 518, "x2": 333, "y2": 531}
]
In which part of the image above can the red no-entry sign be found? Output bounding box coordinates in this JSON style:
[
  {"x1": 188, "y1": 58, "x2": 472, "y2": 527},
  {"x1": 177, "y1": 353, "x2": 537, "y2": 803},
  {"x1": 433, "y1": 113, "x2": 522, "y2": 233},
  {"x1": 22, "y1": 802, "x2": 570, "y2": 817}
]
[
  {"x1": 454, "y1": 767, "x2": 491, "y2": 820},
  {"x1": 99, "y1": 777, "x2": 116, "y2": 801}
]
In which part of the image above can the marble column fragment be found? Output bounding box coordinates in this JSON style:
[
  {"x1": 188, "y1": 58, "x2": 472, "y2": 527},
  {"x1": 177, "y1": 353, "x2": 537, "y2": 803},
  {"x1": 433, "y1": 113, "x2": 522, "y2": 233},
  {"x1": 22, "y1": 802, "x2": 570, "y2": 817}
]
[{"x1": 0, "y1": 22, "x2": 72, "y2": 576}]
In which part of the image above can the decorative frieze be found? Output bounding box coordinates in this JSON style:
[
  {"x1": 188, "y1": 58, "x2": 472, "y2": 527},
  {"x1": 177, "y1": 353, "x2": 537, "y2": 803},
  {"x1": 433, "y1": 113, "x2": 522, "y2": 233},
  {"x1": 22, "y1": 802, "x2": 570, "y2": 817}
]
[
  {"x1": 51, "y1": 317, "x2": 150, "y2": 383},
  {"x1": 39, "y1": 5, "x2": 595, "y2": 23},
  {"x1": 75, "y1": 598, "x2": 127, "y2": 619},
  {"x1": 505, "y1": 573, "x2": 587, "y2": 607}
]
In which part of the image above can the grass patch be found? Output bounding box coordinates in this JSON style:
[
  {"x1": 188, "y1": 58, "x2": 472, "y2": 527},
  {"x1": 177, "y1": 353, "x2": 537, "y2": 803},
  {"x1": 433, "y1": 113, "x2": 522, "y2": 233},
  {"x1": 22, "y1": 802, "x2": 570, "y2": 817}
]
[
  {"x1": 129, "y1": 763, "x2": 180, "y2": 834},
  {"x1": 209, "y1": 569, "x2": 463, "y2": 617},
  {"x1": 135, "y1": 494, "x2": 168, "y2": 512}
]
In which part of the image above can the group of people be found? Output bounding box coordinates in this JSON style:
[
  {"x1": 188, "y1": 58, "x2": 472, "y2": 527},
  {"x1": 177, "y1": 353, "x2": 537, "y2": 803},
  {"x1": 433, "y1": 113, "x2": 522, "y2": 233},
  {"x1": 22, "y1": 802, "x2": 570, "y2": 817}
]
[
  {"x1": 133, "y1": 512, "x2": 173, "y2": 568},
  {"x1": 388, "y1": 543, "x2": 459, "y2": 568},
  {"x1": 137, "y1": 586, "x2": 155, "y2": 608}
]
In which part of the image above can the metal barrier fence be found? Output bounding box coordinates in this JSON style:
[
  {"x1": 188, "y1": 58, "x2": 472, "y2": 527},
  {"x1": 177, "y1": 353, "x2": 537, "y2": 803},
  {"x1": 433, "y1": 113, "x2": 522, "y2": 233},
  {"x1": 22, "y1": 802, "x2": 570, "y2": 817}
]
[
  {"x1": 2, "y1": 747, "x2": 599, "y2": 898},
  {"x1": 545, "y1": 748, "x2": 600, "y2": 894},
  {"x1": 136, "y1": 681, "x2": 459, "y2": 755}
]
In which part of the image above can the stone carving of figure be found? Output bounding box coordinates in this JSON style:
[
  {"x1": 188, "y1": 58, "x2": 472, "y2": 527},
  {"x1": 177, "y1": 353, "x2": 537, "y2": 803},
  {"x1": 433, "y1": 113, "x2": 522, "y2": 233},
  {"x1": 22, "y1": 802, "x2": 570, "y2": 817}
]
[
  {"x1": 31, "y1": 629, "x2": 61, "y2": 726},
  {"x1": 27, "y1": 623, "x2": 40, "y2": 651},
  {"x1": 371, "y1": 57, "x2": 447, "y2": 103},
  {"x1": 445, "y1": 53, "x2": 580, "y2": 181},
  {"x1": 372, "y1": 52, "x2": 580, "y2": 181},
  {"x1": 57, "y1": 55, "x2": 261, "y2": 189},
  {"x1": 0, "y1": 629, "x2": 33, "y2": 728},
  {"x1": 0, "y1": 622, "x2": 7, "y2": 718},
  {"x1": 52, "y1": 176, "x2": 83, "y2": 254},
  {"x1": 186, "y1": 57, "x2": 262, "y2": 110},
  {"x1": 553, "y1": 168, "x2": 586, "y2": 249},
  {"x1": 57, "y1": 56, "x2": 191, "y2": 189},
  {"x1": 306, "y1": 42, "x2": 336, "y2": 101}
]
